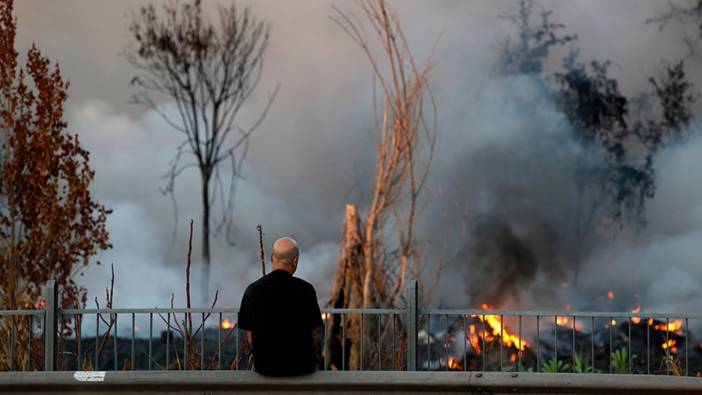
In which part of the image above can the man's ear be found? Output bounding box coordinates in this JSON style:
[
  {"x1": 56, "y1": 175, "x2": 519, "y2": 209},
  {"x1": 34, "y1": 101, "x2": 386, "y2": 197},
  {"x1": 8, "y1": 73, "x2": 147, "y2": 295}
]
[{"x1": 270, "y1": 253, "x2": 275, "y2": 263}]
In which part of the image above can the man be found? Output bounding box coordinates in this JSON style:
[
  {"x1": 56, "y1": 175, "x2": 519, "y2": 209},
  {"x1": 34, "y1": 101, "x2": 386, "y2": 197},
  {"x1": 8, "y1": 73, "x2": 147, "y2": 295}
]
[{"x1": 238, "y1": 237, "x2": 324, "y2": 376}]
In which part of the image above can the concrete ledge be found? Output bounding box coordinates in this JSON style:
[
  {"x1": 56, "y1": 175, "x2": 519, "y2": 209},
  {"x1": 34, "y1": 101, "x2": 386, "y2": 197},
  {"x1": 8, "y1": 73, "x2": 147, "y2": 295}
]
[{"x1": 0, "y1": 371, "x2": 701, "y2": 394}]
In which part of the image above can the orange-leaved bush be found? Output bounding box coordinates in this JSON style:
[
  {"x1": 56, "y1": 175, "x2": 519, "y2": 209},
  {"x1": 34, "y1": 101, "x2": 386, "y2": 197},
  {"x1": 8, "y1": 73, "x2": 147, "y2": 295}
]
[{"x1": 0, "y1": 0, "x2": 111, "y2": 310}]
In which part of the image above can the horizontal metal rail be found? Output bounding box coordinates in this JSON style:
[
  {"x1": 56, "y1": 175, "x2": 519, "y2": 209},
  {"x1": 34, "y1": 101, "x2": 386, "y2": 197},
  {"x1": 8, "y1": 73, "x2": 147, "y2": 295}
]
[
  {"x1": 0, "y1": 280, "x2": 700, "y2": 377},
  {"x1": 0, "y1": 310, "x2": 44, "y2": 316},
  {"x1": 61, "y1": 308, "x2": 240, "y2": 315},
  {"x1": 421, "y1": 309, "x2": 701, "y2": 319},
  {"x1": 60, "y1": 307, "x2": 403, "y2": 315},
  {"x1": 55, "y1": 307, "x2": 701, "y2": 319}
]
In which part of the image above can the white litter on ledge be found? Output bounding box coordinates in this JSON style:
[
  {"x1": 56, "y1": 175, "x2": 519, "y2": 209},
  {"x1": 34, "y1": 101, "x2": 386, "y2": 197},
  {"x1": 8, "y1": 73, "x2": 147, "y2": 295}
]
[{"x1": 73, "y1": 371, "x2": 106, "y2": 382}]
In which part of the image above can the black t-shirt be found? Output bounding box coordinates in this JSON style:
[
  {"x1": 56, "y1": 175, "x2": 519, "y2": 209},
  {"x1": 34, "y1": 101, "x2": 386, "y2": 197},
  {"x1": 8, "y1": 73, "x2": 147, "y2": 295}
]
[{"x1": 238, "y1": 269, "x2": 324, "y2": 376}]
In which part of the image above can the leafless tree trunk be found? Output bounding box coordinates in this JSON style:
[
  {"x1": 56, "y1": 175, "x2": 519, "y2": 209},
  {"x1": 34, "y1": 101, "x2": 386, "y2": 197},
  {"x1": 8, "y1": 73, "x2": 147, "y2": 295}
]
[
  {"x1": 125, "y1": 0, "x2": 277, "y2": 301},
  {"x1": 327, "y1": 204, "x2": 364, "y2": 369},
  {"x1": 326, "y1": 0, "x2": 438, "y2": 370}
]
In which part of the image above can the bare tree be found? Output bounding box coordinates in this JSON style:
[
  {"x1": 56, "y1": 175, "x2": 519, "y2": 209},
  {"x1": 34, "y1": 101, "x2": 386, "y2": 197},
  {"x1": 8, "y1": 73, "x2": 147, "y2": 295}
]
[
  {"x1": 498, "y1": 0, "x2": 576, "y2": 75},
  {"x1": 125, "y1": 0, "x2": 277, "y2": 300},
  {"x1": 647, "y1": 0, "x2": 702, "y2": 56},
  {"x1": 326, "y1": 0, "x2": 438, "y2": 370}
]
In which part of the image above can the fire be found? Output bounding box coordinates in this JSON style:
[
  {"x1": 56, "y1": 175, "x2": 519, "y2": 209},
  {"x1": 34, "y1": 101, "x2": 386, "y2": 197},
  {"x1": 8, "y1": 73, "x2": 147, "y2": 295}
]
[
  {"x1": 654, "y1": 320, "x2": 683, "y2": 334},
  {"x1": 221, "y1": 317, "x2": 235, "y2": 329},
  {"x1": 474, "y1": 304, "x2": 528, "y2": 351},
  {"x1": 448, "y1": 356, "x2": 462, "y2": 370},
  {"x1": 468, "y1": 324, "x2": 481, "y2": 352},
  {"x1": 662, "y1": 339, "x2": 678, "y2": 353},
  {"x1": 631, "y1": 305, "x2": 641, "y2": 324},
  {"x1": 556, "y1": 315, "x2": 584, "y2": 331},
  {"x1": 607, "y1": 291, "x2": 615, "y2": 300},
  {"x1": 23, "y1": 299, "x2": 46, "y2": 309},
  {"x1": 509, "y1": 354, "x2": 518, "y2": 363}
]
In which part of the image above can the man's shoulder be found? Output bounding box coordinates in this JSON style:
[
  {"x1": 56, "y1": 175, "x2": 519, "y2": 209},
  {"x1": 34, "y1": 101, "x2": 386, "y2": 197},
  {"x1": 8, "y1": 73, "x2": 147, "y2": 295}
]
[
  {"x1": 244, "y1": 272, "x2": 316, "y2": 295},
  {"x1": 291, "y1": 276, "x2": 316, "y2": 294},
  {"x1": 243, "y1": 276, "x2": 267, "y2": 295}
]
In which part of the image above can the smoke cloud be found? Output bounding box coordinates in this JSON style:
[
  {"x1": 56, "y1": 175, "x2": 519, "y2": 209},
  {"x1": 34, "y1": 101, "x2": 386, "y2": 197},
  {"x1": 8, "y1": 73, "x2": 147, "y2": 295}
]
[{"x1": 9, "y1": 0, "x2": 702, "y2": 315}]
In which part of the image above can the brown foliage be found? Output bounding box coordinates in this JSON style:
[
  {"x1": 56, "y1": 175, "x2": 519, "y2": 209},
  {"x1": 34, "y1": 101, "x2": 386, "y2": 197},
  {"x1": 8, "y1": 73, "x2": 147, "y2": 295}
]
[{"x1": 0, "y1": 0, "x2": 111, "y2": 309}]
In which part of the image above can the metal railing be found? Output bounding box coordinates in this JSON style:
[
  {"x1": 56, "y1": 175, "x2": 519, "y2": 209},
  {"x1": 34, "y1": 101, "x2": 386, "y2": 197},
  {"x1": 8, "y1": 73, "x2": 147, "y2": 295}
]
[{"x1": 0, "y1": 280, "x2": 699, "y2": 377}]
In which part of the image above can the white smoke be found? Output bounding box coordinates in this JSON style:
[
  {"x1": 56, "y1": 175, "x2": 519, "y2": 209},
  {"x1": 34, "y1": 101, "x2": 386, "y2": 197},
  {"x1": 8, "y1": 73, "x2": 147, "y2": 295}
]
[
  {"x1": 18, "y1": 0, "x2": 702, "y2": 316},
  {"x1": 71, "y1": 99, "x2": 340, "y2": 308},
  {"x1": 580, "y1": 124, "x2": 702, "y2": 314}
]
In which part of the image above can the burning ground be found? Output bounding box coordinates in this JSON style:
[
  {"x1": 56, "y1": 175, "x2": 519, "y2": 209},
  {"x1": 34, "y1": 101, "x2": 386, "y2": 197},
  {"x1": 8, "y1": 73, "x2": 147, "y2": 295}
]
[{"x1": 420, "y1": 308, "x2": 702, "y2": 375}]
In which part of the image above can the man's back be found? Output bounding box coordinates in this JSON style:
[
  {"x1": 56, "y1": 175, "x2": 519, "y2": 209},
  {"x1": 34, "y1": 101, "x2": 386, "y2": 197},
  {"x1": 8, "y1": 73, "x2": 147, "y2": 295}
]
[{"x1": 238, "y1": 269, "x2": 323, "y2": 376}]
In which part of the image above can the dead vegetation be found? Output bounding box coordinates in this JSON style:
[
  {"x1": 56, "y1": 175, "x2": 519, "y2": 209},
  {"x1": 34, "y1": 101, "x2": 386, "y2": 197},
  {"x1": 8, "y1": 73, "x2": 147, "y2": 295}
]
[
  {"x1": 48, "y1": 220, "x2": 239, "y2": 371},
  {"x1": 326, "y1": 0, "x2": 439, "y2": 370},
  {"x1": 156, "y1": 220, "x2": 238, "y2": 370}
]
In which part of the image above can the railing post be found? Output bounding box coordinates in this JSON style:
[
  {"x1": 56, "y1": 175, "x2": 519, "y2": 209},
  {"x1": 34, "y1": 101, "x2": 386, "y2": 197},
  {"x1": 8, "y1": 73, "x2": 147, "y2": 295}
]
[
  {"x1": 44, "y1": 280, "x2": 58, "y2": 371},
  {"x1": 405, "y1": 279, "x2": 418, "y2": 371}
]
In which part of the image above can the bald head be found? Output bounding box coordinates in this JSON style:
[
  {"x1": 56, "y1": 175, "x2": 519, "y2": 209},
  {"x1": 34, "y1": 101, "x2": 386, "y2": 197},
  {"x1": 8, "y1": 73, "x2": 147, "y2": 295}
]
[{"x1": 271, "y1": 237, "x2": 300, "y2": 273}]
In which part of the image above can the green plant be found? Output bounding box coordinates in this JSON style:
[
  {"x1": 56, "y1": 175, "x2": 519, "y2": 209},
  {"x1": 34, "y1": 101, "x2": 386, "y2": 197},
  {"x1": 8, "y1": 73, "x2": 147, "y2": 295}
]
[
  {"x1": 611, "y1": 347, "x2": 636, "y2": 374},
  {"x1": 541, "y1": 357, "x2": 571, "y2": 373},
  {"x1": 573, "y1": 353, "x2": 596, "y2": 373}
]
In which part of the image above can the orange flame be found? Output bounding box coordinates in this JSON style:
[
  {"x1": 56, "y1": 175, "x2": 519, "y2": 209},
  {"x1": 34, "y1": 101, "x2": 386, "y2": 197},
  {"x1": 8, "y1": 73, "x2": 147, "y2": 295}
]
[
  {"x1": 607, "y1": 291, "x2": 615, "y2": 300},
  {"x1": 448, "y1": 356, "x2": 462, "y2": 370},
  {"x1": 556, "y1": 315, "x2": 584, "y2": 331},
  {"x1": 23, "y1": 299, "x2": 46, "y2": 309},
  {"x1": 662, "y1": 339, "x2": 678, "y2": 353},
  {"x1": 631, "y1": 305, "x2": 641, "y2": 324},
  {"x1": 468, "y1": 324, "x2": 481, "y2": 352},
  {"x1": 654, "y1": 320, "x2": 683, "y2": 334},
  {"x1": 475, "y1": 304, "x2": 528, "y2": 351},
  {"x1": 221, "y1": 317, "x2": 235, "y2": 329}
]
